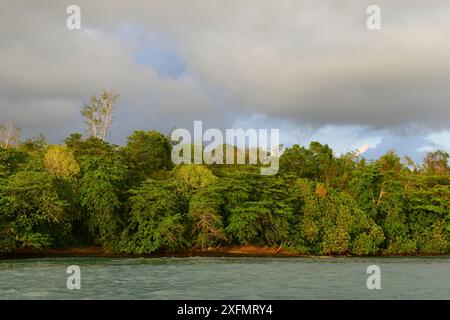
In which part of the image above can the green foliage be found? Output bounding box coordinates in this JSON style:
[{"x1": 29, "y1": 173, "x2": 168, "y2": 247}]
[
  {"x1": 18, "y1": 133, "x2": 47, "y2": 156},
  {"x1": 0, "y1": 171, "x2": 67, "y2": 252},
  {"x1": 405, "y1": 174, "x2": 450, "y2": 254},
  {"x1": 44, "y1": 145, "x2": 80, "y2": 178},
  {"x1": 0, "y1": 147, "x2": 27, "y2": 178},
  {"x1": 187, "y1": 185, "x2": 226, "y2": 249},
  {"x1": 222, "y1": 173, "x2": 295, "y2": 247},
  {"x1": 280, "y1": 142, "x2": 338, "y2": 184},
  {"x1": 290, "y1": 179, "x2": 384, "y2": 255},
  {"x1": 225, "y1": 203, "x2": 268, "y2": 245},
  {"x1": 173, "y1": 164, "x2": 218, "y2": 199},
  {"x1": 120, "y1": 180, "x2": 186, "y2": 254},
  {"x1": 124, "y1": 130, "x2": 173, "y2": 181},
  {"x1": 79, "y1": 153, "x2": 128, "y2": 248},
  {"x1": 0, "y1": 121, "x2": 449, "y2": 257}
]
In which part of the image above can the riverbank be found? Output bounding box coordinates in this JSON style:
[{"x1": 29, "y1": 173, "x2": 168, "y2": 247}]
[
  {"x1": 1, "y1": 245, "x2": 444, "y2": 260},
  {"x1": 0, "y1": 245, "x2": 315, "y2": 260}
]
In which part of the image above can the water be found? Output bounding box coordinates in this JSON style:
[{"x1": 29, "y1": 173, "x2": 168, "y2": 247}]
[{"x1": 0, "y1": 256, "x2": 449, "y2": 299}]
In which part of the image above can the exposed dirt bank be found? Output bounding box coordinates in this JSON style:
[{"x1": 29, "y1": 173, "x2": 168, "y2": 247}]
[
  {"x1": 1, "y1": 245, "x2": 443, "y2": 260},
  {"x1": 0, "y1": 245, "x2": 311, "y2": 260}
]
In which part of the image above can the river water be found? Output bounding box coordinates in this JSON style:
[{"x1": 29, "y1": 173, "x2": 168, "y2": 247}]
[{"x1": 0, "y1": 256, "x2": 449, "y2": 299}]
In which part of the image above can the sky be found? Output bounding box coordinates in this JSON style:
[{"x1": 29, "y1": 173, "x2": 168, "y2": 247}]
[{"x1": 0, "y1": 0, "x2": 449, "y2": 162}]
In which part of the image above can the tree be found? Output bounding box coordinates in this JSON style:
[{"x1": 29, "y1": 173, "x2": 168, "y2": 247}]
[
  {"x1": 173, "y1": 164, "x2": 218, "y2": 199},
  {"x1": 44, "y1": 145, "x2": 80, "y2": 178},
  {"x1": 64, "y1": 133, "x2": 83, "y2": 154},
  {"x1": 79, "y1": 152, "x2": 128, "y2": 248},
  {"x1": 379, "y1": 150, "x2": 404, "y2": 174},
  {"x1": 405, "y1": 174, "x2": 449, "y2": 254},
  {"x1": 124, "y1": 130, "x2": 173, "y2": 181},
  {"x1": 120, "y1": 180, "x2": 186, "y2": 254},
  {"x1": 0, "y1": 147, "x2": 27, "y2": 178},
  {"x1": 2, "y1": 120, "x2": 450, "y2": 257},
  {"x1": 225, "y1": 204, "x2": 269, "y2": 245},
  {"x1": 308, "y1": 141, "x2": 337, "y2": 184},
  {"x1": 67, "y1": 136, "x2": 116, "y2": 160},
  {"x1": 289, "y1": 178, "x2": 384, "y2": 255},
  {"x1": 187, "y1": 185, "x2": 226, "y2": 250},
  {"x1": 219, "y1": 171, "x2": 269, "y2": 245},
  {"x1": 81, "y1": 89, "x2": 118, "y2": 140},
  {"x1": 279, "y1": 142, "x2": 337, "y2": 184},
  {"x1": 279, "y1": 144, "x2": 312, "y2": 177},
  {"x1": 18, "y1": 133, "x2": 47, "y2": 155},
  {"x1": 258, "y1": 175, "x2": 297, "y2": 246},
  {"x1": 423, "y1": 150, "x2": 449, "y2": 174},
  {"x1": 0, "y1": 121, "x2": 21, "y2": 148},
  {"x1": 0, "y1": 171, "x2": 67, "y2": 252},
  {"x1": 15, "y1": 133, "x2": 48, "y2": 173}
]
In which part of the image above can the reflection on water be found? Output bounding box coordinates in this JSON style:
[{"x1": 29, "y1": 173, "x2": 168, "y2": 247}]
[{"x1": 0, "y1": 256, "x2": 449, "y2": 299}]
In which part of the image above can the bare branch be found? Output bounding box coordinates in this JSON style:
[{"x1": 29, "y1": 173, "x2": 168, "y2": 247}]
[
  {"x1": 0, "y1": 120, "x2": 21, "y2": 148},
  {"x1": 81, "y1": 89, "x2": 119, "y2": 140}
]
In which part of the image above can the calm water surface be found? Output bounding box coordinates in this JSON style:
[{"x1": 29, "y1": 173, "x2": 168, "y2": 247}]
[{"x1": 0, "y1": 256, "x2": 449, "y2": 299}]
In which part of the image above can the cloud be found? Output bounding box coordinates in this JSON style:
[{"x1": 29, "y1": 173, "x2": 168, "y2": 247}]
[
  {"x1": 0, "y1": 2, "x2": 225, "y2": 142},
  {"x1": 0, "y1": 0, "x2": 450, "y2": 150},
  {"x1": 424, "y1": 130, "x2": 450, "y2": 153}
]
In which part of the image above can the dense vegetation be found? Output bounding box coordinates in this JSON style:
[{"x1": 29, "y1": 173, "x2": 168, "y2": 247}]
[
  {"x1": 1, "y1": 91, "x2": 449, "y2": 256},
  {"x1": 1, "y1": 133, "x2": 449, "y2": 256}
]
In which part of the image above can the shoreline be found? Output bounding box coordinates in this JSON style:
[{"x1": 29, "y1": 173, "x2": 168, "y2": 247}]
[
  {"x1": 0, "y1": 246, "x2": 305, "y2": 260},
  {"x1": 1, "y1": 245, "x2": 447, "y2": 260}
]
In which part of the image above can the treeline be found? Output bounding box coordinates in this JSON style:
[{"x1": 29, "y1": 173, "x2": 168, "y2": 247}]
[{"x1": 0, "y1": 131, "x2": 449, "y2": 256}]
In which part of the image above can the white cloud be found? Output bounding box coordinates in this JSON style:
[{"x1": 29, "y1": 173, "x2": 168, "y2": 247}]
[{"x1": 423, "y1": 130, "x2": 450, "y2": 153}]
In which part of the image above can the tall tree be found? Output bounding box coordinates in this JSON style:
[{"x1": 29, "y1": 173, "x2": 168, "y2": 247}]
[
  {"x1": 423, "y1": 150, "x2": 449, "y2": 174},
  {"x1": 81, "y1": 90, "x2": 118, "y2": 140},
  {"x1": 0, "y1": 121, "x2": 21, "y2": 148}
]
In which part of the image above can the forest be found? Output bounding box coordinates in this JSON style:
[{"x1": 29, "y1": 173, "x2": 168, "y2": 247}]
[{"x1": 0, "y1": 91, "x2": 449, "y2": 256}]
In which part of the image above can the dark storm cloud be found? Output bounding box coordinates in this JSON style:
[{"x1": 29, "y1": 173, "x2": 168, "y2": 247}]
[{"x1": 1, "y1": 0, "x2": 450, "y2": 144}]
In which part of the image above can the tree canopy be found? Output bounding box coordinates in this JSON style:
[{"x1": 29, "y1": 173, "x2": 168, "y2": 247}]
[{"x1": 1, "y1": 110, "x2": 449, "y2": 256}]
